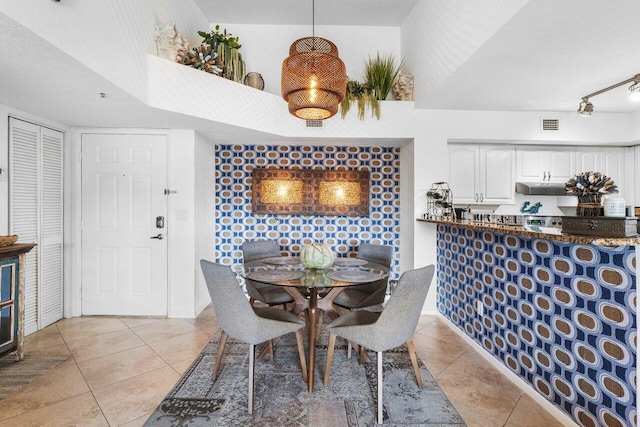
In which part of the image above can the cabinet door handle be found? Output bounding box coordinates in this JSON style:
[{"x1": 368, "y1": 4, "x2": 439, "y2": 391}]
[
  {"x1": 543, "y1": 171, "x2": 547, "y2": 181},
  {"x1": 480, "y1": 193, "x2": 484, "y2": 202},
  {"x1": 475, "y1": 193, "x2": 478, "y2": 202},
  {"x1": 547, "y1": 171, "x2": 551, "y2": 181}
]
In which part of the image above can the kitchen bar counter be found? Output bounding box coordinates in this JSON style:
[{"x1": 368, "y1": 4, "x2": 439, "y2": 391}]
[
  {"x1": 417, "y1": 217, "x2": 640, "y2": 247},
  {"x1": 426, "y1": 220, "x2": 636, "y2": 426}
]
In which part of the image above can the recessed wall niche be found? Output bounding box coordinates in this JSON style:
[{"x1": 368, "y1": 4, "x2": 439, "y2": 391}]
[{"x1": 214, "y1": 144, "x2": 400, "y2": 275}]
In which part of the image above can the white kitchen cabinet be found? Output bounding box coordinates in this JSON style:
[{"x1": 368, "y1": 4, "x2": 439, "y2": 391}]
[
  {"x1": 449, "y1": 144, "x2": 515, "y2": 205},
  {"x1": 576, "y1": 146, "x2": 626, "y2": 200},
  {"x1": 516, "y1": 146, "x2": 575, "y2": 183}
]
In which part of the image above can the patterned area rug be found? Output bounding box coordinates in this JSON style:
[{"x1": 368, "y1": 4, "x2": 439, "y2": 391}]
[
  {"x1": 0, "y1": 354, "x2": 69, "y2": 400},
  {"x1": 145, "y1": 328, "x2": 465, "y2": 426}
]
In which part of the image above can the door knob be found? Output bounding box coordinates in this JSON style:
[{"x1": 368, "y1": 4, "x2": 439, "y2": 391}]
[{"x1": 150, "y1": 234, "x2": 164, "y2": 240}]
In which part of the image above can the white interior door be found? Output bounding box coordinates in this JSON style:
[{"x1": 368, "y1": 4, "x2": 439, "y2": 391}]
[{"x1": 81, "y1": 134, "x2": 168, "y2": 316}]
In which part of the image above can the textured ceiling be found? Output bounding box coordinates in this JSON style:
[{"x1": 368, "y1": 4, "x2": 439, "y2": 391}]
[
  {"x1": 192, "y1": 0, "x2": 420, "y2": 26},
  {"x1": 0, "y1": 0, "x2": 638, "y2": 137}
]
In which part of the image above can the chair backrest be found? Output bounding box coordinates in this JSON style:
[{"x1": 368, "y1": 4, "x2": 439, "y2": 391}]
[
  {"x1": 242, "y1": 239, "x2": 281, "y2": 263},
  {"x1": 357, "y1": 243, "x2": 393, "y2": 268},
  {"x1": 375, "y1": 265, "x2": 435, "y2": 349},
  {"x1": 200, "y1": 260, "x2": 263, "y2": 343}
]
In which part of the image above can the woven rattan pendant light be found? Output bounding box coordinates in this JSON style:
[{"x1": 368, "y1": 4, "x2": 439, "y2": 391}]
[{"x1": 281, "y1": 0, "x2": 346, "y2": 120}]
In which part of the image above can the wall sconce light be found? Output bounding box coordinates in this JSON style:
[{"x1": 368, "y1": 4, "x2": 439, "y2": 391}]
[
  {"x1": 260, "y1": 179, "x2": 303, "y2": 204},
  {"x1": 252, "y1": 168, "x2": 369, "y2": 216},
  {"x1": 318, "y1": 181, "x2": 361, "y2": 206},
  {"x1": 577, "y1": 73, "x2": 640, "y2": 116}
]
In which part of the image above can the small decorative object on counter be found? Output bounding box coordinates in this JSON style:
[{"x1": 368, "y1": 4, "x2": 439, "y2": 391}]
[
  {"x1": 520, "y1": 201, "x2": 542, "y2": 214},
  {"x1": 300, "y1": 243, "x2": 335, "y2": 269},
  {"x1": 425, "y1": 182, "x2": 455, "y2": 220},
  {"x1": 603, "y1": 197, "x2": 626, "y2": 217},
  {"x1": 565, "y1": 171, "x2": 618, "y2": 217}
]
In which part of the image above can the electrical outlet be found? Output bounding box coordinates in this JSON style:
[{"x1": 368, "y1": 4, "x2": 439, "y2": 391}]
[{"x1": 475, "y1": 301, "x2": 484, "y2": 317}]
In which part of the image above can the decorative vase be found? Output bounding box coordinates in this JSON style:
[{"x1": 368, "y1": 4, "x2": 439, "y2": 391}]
[
  {"x1": 576, "y1": 194, "x2": 602, "y2": 217},
  {"x1": 300, "y1": 243, "x2": 335, "y2": 269}
]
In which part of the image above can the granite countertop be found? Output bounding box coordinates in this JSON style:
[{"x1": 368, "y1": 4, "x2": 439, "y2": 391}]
[{"x1": 416, "y1": 218, "x2": 640, "y2": 247}]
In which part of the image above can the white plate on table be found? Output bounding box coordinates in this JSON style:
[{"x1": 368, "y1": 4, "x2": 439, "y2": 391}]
[
  {"x1": 332, "y1": 258, "x2": 368, "y2": 267},
  {"x1": 326, "y1": 270, "x2": 382, "y2": 283},
  {"x1": 261, "y1": 256, "x2": 301, "y2": 265},
  {"x1": 246, "y1": 270, "x2": 303, "y2": 283}
]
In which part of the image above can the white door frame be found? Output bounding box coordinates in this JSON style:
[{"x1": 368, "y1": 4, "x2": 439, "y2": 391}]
[{"x1": 66, "y1": 128, "x2": 175, "y2": 318}]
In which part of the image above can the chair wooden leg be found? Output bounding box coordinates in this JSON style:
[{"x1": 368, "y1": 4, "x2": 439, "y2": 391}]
[
  {"x1": 359, "y1": 344, "x2": 365, "y2": 365},
  {"x1": 406, "y1": 338, "x2": 423, "y2": 389},
  {"x1": 377, "y1": 351, "x2": 383, "y2": 424},
  {"x1": 248, "y1": 344, "x2": 255, "y2": 415},
  {"x1": 212, "y1": 331, "x2": 228, "y2": 380},
  {"x1": 268, "y1": 339, "x2": 274, "y2": 361},
  {"x1": 323, "y1": 332, "x2": 337, "y2": 386},
  {"x1": 294, "y1": 330, "x2": 308, "y2": 383},
  {"x1": 347, "y1": 341, "x2": 352, "y2": 359}
]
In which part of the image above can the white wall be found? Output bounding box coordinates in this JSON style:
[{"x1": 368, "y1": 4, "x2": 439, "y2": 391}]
[
  {"x1": 410, "y1": 109, "x2": 635, "y2": 312},
  {"x1": 0, "y1": 0, "x2": 209, "y2": 102},
  {"x1": 219, "y1": 23, "x2": 401, "y2": 97},
  {"x1": 167, "y1": 130, "x2": 197, "y2": 317},
  {"x1": 193, "y1": 132, "x2": 215, "y2": 315}
]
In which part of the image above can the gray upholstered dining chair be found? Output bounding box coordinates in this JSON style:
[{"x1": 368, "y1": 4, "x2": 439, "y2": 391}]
[
  {"x1": 242, "y1": 239, "x2": 294, "y2": 307},
  {"x1": 333, "y1": 243, "x2": 393, "y2": 310},
  {"x1": 323, "y1": 264, "x2": 435, "y2": 424},
  {"x1": 200, "y1": 260, "x2": 307, "y2": 415}
]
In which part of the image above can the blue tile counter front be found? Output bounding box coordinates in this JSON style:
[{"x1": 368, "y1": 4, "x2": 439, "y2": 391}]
[
  {"x1": 214, "y1": 144, "x2": 400, "y2": 277},
  {"x1": 435, "y1": 224, "x2": 637, "y2": 427}
]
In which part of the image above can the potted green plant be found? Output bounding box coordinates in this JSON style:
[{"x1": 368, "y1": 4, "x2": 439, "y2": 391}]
[
  {"x1": 364, "y1": 52, "x2": 403, "y2": 100},
  {"x1": 196, "y1": 25, "x2": 246, "y2": 83},
  {"x1": 340, "y1": 52, "x2": 402, "y2": 120},
  {"x1": 340, "y1": 79, "x2": 380, "y2": 120}
]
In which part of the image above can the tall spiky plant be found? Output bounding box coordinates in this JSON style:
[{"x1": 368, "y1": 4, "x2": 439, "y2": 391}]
[{"x1": 364, "y1": 52, "x2": 403, "y2": 100}]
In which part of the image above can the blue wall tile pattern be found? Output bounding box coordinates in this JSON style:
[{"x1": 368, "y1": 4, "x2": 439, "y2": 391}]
[
  {"x1": 436, "y1": 224, "x2": 636, "y2": 427},
  {"x1": 214, "y1": 144, "x2": 400, "y2": 277}
]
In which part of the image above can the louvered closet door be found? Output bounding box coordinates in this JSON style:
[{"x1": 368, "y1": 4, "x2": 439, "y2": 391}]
[
  {"x1": 40, "y1": 128, "x2": 64, "y2": 328},
  {"x1": 9, "y1": 118, "x2": 64, "y2": 334}
]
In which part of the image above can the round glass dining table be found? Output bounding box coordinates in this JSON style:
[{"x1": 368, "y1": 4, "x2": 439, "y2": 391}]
[{"x1": 241, "y1": 257, "x2": 389, "y2": 392}]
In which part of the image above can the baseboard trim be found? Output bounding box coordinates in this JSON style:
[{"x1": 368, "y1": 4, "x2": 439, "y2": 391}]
[
  {"x1": 168, "y1": 311, "x2": 196, "y2": 319},
  {"x1": 436, "y1": 313, "x2": 578, "y2": 427}
]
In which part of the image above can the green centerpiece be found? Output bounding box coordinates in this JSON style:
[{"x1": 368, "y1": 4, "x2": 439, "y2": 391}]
[{"x1": 300, "y1": 243, "x2": 335, "y2": 269}]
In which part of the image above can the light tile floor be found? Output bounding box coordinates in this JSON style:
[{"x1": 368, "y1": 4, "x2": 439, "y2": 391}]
[{"x1": 0, "y1": 308, "x2": 566, "y2": 426}]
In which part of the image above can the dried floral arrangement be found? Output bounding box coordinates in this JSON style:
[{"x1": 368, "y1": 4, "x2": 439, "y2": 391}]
[
  {"x1": 565, "y1": 171, "x2": 618, "y2": 196},
  {"x1": 182, "y1": 45, "x2": 223, "y2": 75}
]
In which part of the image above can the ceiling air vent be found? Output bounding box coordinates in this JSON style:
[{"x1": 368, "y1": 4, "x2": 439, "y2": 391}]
[
  {"x1": 541, "y1": 118, "x2": 559, "y2": 132},
  {"x1": 306, "y1": 119, "x2": 323, "y2": 128}
]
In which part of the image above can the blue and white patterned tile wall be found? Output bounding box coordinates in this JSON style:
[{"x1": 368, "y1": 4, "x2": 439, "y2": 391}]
[
  {"x1": 436, "y1": 224, "x2": 636, "y2": 427},
  {"x1": 214, "y1": 144, "x2": 400, "y2": 276}
]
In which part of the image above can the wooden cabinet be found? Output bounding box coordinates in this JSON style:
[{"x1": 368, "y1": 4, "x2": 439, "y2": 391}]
[
  {"x1": 0, "y1": 244, "x2": 36, "y2": 360},
  {"x1": 516, "y1": 146, "x2": 575, "y2": 183},
  {"x1": 449, "y1": 144, "x2": 515, "y2": 205}
]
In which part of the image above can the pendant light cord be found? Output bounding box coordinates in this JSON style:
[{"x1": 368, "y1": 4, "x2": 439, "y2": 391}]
[{"x1": 312, "y1": 0, "x2": 315, "y2": 39}]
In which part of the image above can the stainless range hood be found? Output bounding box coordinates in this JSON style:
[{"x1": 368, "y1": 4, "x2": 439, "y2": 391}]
[{"x1": 515, "y1": 182, "x2": 568, "y2": 196}]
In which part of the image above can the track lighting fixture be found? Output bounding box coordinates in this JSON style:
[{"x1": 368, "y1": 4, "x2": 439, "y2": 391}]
[
  {"x1": 577, "y1": 98, "x2": 594, "y2": 116},
  {"x1": 577, "y1": 73, "x2": 640, "y2": 116}
]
